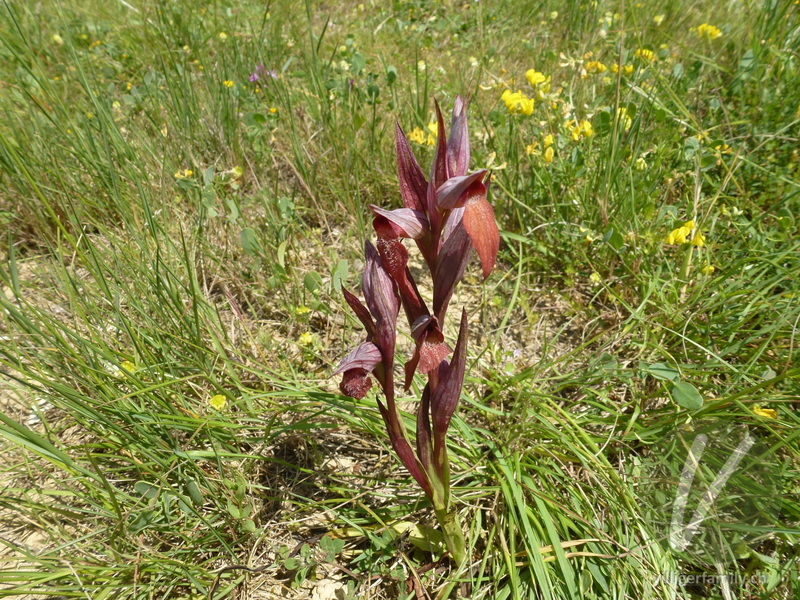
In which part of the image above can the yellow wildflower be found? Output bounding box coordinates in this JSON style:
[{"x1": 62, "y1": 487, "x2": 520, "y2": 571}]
[
  {"x1": 218, "y1": 32, "x2": 228, "y2": 40},
  {"x1": 543, "y1": 133, "x2": 554, "y2": 148},
  {"x1": 298, "y1": 332, "x2": 315, "y2": 347},
  {"x1": 295, "y1": 305, "x2": 311, "y2": 315},
  {"x1": 121, "y1": 360, "x2": 136, "y2": 373},
  {"x1": 653, "y1": 15, "x2": 665, "y2": 26},
  {"x1": 427, "y1": 121, "x2": 438, "y2": 137},
  {"x1": 174, "y1": 169, "x2": 193, "y2": 179},
  {"x1": 501, "y1": 89, "x2": 534, "y2": 115},
  {"x1": 269, "y1": 107, "x2": 278, "y2": 113},
  {"x1": 665, "y1": 220, "x2": 695, "y2": 245},
  {"x1": 753, "y1": 406, "x2": 777, "y2": 419},
  {"x1": 52, "y1": 34, "x2": 64, "y2": 45},
  {"x1": 223, "y1": 80, "x2": 234, "y2": 88},
  {"x1": 544, "y1": 146, "x2": 554, "y2": 163},
  {"x1": 693, "y1": 23, "x2": 723, "y2": 41},
  {"x1": 209, "y1": 394, "x2": 227, "y2": 410},
  {"x1": 635, "y1": 157, "x2": 647, "y2": 170},
  {"x1": 407, "y1": 127, "x2": 426, "y2": 145},
  {"x1": 585, "y1": 60, "x2": 608, "y2": 74},
  {"x1": 589, "y1": 272, "x2": 602, "y2": 284},
  {"x1": 526, "y1": 69, "x2": 547, "y2": 86},
  {"x1": 525, "y1": 142, "x2": 540, "y2": 156},
  {"x1": 701, "y1": 263, "x2": 715, "y2": 275},
  {"x1": 610, "y1": 63, "x2": 619, "y2": 73},
  {"x1": 691, "y1": 230, "x2": 706, "y2": 247},
  {"x1": 634, "y1": 48, "x2": 655, "y2": 62},
  {"x1": 624, "y1": 64, "x2": 634, "y2": 75}
]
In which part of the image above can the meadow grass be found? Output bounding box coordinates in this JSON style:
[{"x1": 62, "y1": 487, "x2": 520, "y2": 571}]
[{"x1": 0, "y1": 0, "x2": 798, "y2": 598}]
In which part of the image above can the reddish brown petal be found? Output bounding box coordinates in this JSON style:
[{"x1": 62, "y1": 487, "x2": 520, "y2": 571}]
[{"x1": 463, "y1": 195, "x2": 500, "y2": 280}]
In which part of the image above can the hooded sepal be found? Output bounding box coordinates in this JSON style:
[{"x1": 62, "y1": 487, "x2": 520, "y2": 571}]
[
  {"x1": 404, "y1": 315, "x2": 451, "y2": 390},
  {"x1": 432, "y1": 219, "x2": 472, "y2": 323},
  {"x1": 371, "y1": 221, "x2": 430, "y2": 328},
  {"x1": 436, "y1": 170, "x2": 488, "y2": 211},
  {"x1": 447, "y1": 95, "x2": 470, "y2": 178},
  {"x1": 370, "y1": 205, "x2": 429, "y2": 240},
  {"x1": 362, "y1": 241, "x2": 399, "y2": 351},
  {"x1": 334, "y1": 341, "x2": 382, "y2": 375},
  {"x1": 395, "y1": 122, "x2": 428, "y2": 214}
]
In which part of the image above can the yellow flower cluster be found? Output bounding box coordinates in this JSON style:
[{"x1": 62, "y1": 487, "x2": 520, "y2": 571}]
[
  {"x1": 617, "y1": 107, "x2": 633, "y2": 131},
  {"x1": 693, "y1": 23, "x2": 723, "y2": 41},
  {"x1": 566, "y1": 119, "x2": 593, "y2": 141},
  {"x1": 174, "y1": 169, "x2": 193, "y2": 179},
  {"x1": 525, "y1": 69, "x2": 547, "y2": 86},
  {"x1": 526, "y1": 69, "x2": 553, "y2": 101},
  {"x1": 407, "y1": 122, "x2": 438, "y2": 146},
  {"x1": 585, "y1": 60, "x2": 607, "y2": 74},
  {"x1": 529, "y1": 134, "x2": 555, "y2": 162},
  {"x1": 665, "y1": 220, "x2": 706, "y2": 246},
  {"x1": 501, "y1": 89, "x2": 534, "y2": 115},
  {"x1": 634, "y1": 48, "x2": 655, "y2": 62},
  {"x1": 223, "y1": 80, "x2": 234, "y2": 88},
  {"x1": 610, "y1": 63, "x2": 635, "y2": 75}
]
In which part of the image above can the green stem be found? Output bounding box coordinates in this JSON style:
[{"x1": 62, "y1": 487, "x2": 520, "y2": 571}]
[{"x1": 434, "y1": 504, "x2": 467, "y2": 565}]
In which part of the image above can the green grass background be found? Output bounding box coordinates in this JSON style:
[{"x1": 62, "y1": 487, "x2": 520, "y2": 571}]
[{"x1": 0, "y1": 0, "x2": 798, "y2": 598}]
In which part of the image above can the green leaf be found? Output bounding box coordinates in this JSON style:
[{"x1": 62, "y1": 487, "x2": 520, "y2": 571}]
[
  {"x1": 240, "y1": 227, "x2": 261, "y2": 256},
  {"x1": 671, "y1": 381, "x2": 704, "y2": 410},
  {"x1": 186, "y1": 480, "x2": 203, "y2": 506},
  {"x1": 226, "y1": 498, "x2": 241, "y2": 519},
  {"x1": 641, "y1": 362, "x2": 680, "y2": 381},
  {"x1": 304, "y1": 271, "x2": 322, "y2": 293},
  {"x1": 332, "y1": 259, "x2": 349, "y2": 292},
  {"x1": 134, "y1": 481, "x2": 160, "y2": 500}
]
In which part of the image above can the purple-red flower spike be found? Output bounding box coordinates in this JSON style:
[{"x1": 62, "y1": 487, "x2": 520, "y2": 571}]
[{"x1": 336, "y1": 99, "x2": 498, "y2": 562}]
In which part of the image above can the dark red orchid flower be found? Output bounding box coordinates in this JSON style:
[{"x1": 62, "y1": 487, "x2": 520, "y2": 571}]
[{"x1": 335, "y1": 97, "x2": 499, "y2": 564}]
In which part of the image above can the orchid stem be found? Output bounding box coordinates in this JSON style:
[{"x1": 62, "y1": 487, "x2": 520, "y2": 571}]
[{"x1": 434, "y1": 504, "x2": 467, "y2": 566}]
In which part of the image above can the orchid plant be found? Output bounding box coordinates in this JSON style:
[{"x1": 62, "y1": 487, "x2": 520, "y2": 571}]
[{"x1": 334, "y1": 97, "x2": 499, "y2": 565}]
